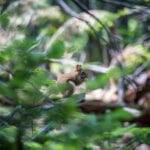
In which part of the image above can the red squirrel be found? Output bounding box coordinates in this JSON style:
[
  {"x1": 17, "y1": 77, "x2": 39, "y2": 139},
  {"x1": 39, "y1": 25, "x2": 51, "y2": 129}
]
[{"x1": 57, "y1": 65, "x2": 87, "y2": 97}]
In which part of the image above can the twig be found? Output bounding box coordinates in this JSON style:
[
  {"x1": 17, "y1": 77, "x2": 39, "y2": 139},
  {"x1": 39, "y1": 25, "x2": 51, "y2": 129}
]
[
  {"x1": 0, "y1": 95, "x2": 14, "y2": 106},
  {"x1": 72, "y1": 0, "x2": 111, "y2": 41},
  {"x1": 31, "y1": 123, "x2": 53, "y2": 141},
  {"x1": 54, "y1": 0, "x2": 108, "y2": 44},
  {"x1": 133, "y1": 61, "x2": 150, "y2": 77},
  {"x1": 101, "y1": 0, "x2": 150, "y2": 14},
  {"x1": 0, "y1": 105, "x2": 22, "y2": 126},
  {"x1": 49, "y1": 58, "x2": 112, "y2": 73}
]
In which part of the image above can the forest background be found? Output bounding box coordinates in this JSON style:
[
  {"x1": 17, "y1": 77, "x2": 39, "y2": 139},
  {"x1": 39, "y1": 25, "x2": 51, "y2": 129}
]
[{"x1": 0, "y1": 0, "x2": 150, "y2": 150}]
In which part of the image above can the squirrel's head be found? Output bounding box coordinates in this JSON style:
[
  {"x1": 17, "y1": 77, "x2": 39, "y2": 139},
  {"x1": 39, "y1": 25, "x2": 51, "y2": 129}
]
[{"x1": 75, "y1": 64, "x2": 88, "y2": 85}]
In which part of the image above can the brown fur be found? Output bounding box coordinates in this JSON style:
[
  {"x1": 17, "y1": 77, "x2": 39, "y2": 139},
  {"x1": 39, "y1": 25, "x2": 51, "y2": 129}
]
[{"x1": 57, "y1": 65, "x2": 87, "y2": 97}]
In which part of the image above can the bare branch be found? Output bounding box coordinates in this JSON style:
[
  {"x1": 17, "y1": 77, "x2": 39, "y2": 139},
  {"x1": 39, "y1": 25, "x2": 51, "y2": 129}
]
[
  {"x1": 54, "y1": 0, "x2": 108, "y2": 44},
  {"x1": 49, "y1": 58, "x2": 112, "y2": 73}
]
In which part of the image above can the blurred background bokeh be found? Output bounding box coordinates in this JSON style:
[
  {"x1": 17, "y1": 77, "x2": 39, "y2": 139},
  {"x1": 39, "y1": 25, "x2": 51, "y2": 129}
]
[{"x1": 0, "y1": 0, "x2": 150, "y2": 150}]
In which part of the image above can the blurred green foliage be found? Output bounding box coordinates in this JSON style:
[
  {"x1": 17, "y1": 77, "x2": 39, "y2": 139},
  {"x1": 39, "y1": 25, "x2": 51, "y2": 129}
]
[
  {"x1": 48, "y1": 40, "x2": 65, "y2": 58},
  {"x1": 0, "y1": 0, "x2": 150, "y2": 150},
  {"x1": 0, "y1": 13, "x2": 9, "y2": 28}
]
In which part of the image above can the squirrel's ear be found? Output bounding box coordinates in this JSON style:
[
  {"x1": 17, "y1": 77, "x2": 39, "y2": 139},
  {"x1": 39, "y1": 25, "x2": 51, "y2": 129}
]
[{"x1": 75, "y1": 64, "x2": 82, "y2": 71}]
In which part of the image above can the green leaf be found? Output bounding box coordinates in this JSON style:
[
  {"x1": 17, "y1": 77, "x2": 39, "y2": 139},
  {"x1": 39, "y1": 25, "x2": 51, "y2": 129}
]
[
  {"x1": 0, "y1": 126, "x2": 17, "y2": 150},
  {"x1": 24, "y1": 141, "x2": 42, "y2": 150},
  {"x1": 111, "y1": 124, "x2": 136, "y2": 137},
  {"x1": 10, "y1": 38, "x2": 38, "y2": 51},
  {"x1": 47, "y1": 40, "x2": 65, "y2": 58},
  {"x1": 111, "y1": 108, "x2": 133, "y2": 121},
  {"x1": 87, "y1": 66, "x2": 134, "y2": 90},
  {"x1": 0, "y1": 13, "x2": 9, "y2": 28},
  {"x1": 87, "y1": 73, "x2": 109, "y2": 90}
]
